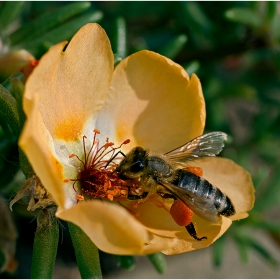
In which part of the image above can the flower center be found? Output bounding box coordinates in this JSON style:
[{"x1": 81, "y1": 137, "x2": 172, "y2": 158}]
[{"x1": 66, "y1": 129, "x2": 141, "y2": 202}]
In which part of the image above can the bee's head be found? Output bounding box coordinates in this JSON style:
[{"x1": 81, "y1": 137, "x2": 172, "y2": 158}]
[{"x1": 116, "y1": 147, "x2": 148, "y2": 179}]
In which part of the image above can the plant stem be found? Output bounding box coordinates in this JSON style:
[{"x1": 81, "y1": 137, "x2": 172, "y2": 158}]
[
  {"x1": 68, "y1": 222, "x2": 102, "y2": 279},
  {"x1": 31, "y1": 209, "x2": 59, "y2": 279}
]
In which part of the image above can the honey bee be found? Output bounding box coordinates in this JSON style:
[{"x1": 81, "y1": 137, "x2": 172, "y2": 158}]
[{"x1": 115, "y1": 132, "x2": 235, "y2": 241}]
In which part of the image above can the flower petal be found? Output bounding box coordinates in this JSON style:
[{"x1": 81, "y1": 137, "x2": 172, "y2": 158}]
[
  {"x1": 24, "y1": 23, "x2": 114, "y2": 142},
  {"x1": 96, "y1": 50, "x2": 205, "y2": 153},
  {"x1": 190, "y1": 157, "x2": 255, "y2": 220},
  {"x1": 19, "y1": 93, "x2": 67, "y2": 207},
  {"x1": 161, "y1": 216, "x2": 232, "y2": 255},
  {"x1": 56, "y1": 200, "x2": 171, "y2": 255},
  {"x1": 20, "y1": 23, "x2": 114, "y2": 208},
  {"x1": 124, "y1": 197, "x2": 231, "y2": 254}
]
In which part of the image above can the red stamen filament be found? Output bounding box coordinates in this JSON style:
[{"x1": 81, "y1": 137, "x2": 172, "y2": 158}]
[{"x1": 67, "y1": 129, "x2": 137, "y2": 203}]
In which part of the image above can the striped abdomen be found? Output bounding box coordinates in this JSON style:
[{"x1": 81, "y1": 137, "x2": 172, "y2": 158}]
[{"x1": 172, "y1": 169, "x2": 235, "y2": 217}]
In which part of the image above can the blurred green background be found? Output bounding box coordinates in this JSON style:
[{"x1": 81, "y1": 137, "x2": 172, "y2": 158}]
[{"x1": 0, "y1": 1, "x2": 280, "y2": 278}]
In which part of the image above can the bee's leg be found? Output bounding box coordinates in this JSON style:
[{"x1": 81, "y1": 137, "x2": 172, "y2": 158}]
[
  {"x1": 185, "y1": 222, "x2": 207, "y2": 241},
  {"x1": 157, "y1": 192, "x2": 176, "y2": 199},
  {"x1": 127, "y1": 191, "x2": 149, "y2": 200}
]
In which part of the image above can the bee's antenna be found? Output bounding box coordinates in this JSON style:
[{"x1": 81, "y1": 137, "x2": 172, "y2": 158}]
[{"x1": 105, "y1": 151, "x2": 126, "y2": 169}]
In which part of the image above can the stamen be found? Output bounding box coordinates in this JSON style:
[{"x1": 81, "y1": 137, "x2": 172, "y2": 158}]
[
  {"x1": 69, "y1": 153, "x2": 84, "y2": 165},
  {"x1": 68, "y1": 129, "x2": 140, "y2": 204},
  {"x1": 123, "y1": 139, "x2": 130, "y2": 145}
]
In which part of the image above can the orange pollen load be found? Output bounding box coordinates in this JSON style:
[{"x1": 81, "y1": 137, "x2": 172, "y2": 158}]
[
  {"x1": 185, "y1": 166, "x2": 203, "y2": 177},
  {"x1": 68, "y1": 129, "x2": 139, "y2": 202},
  {"x1": 170, "y1": 199, "x2": 194, "y2": 226}
]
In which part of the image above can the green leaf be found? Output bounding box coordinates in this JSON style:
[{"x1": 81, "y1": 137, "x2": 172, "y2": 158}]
[
  {"x1": 114, "y1": 54, "x2": 123, "y2": 67},
  {"x1": 251, "y1": 165, "x2": 270, "y2": 193},
  {"x1": 212, "y1": 235, "x2": 225, "y2": 267},
  {"x1": 233, "y1": 234, "x2": 249, "y2": 264},
  {"x1": 18, "y1": 147, "x2": 34, "y2": 179},
  {"x1": 184, "y1": 60, "x2": 200, "y2": 75},
  {"x1": 224, "y1": 8, "x2": 262, "y2": 29},
  {"x1": 251, "y1": 219, "x2": 280, "y2": 233},
  {"x1": 234, "y1": 231, "x2": 277, "y2": 265},
  {"x1": 0, "y1": 85, "x2": 20, "y2": 137},
  {"x1": 31, "y1": 211, "x2": 59, "y2": 279},
  {"x1": 0, "y1": 140, "x2": 20, "y2": 191},
  {"x1": 114, "y1": 255, "x2": 135, "y2": 271},
  {"x1": 0, "y1": 249, "x2": 6, "y2": 271},
  {"x1": 2, "y1": 73, "x2": 25, "y2": 93},
  {"x1": 113, "y1": 17, "x2": 127, "y2": 59},
  {"x1": 147, "y1": 252, "x2": 166, "y2": 274},
  {"x1": 270, "y1": 14, "x2": 280, "y2": 40},
  {"x1": 254, "y1": 167, "x2": 280, "y2": 211},
  {"x1": 225, "y1": 83, "x2": 257, "y2": 99},
  {"x1": 266, "y1": 2, "x2": 278, "y2": 21},
  {"x1": 9, "y1": 77, "x2": 25, "y2": 130},
  {"x1": 9, "y1": 2, "x2": 91, "y2": 46},
  {"x1": 68, "y1": 222, "x2": 102, "y2": 279},
  {"x1": 158, "y1": 34, "x2": 188, "y2": 59},
  {"x1": 180, "y1": 2, "x2": 213, "y2": 32},
  {"x1": 16, "y1": 10, "x2": 104, "y2": 58},
  {"x1": 0, "y1": 118, "x2": 13, "y2": 141},
  {"x1": 207, "y1": 99, "x2": 227, "y2": 131},
  {"x1": 0, "y1": 2, "x2": 26, "y2": 35},
  {"x1": 247, "y1": 237, "x2": 278, "y2": 265}
]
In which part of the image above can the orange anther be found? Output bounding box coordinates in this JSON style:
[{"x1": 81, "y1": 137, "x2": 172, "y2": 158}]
[
  {"x1": 120, "y1": 190, "x2": 128, "y2": 195},
  {"x1": 69, "y1": 153, "x2": 76, "y2": 158},
  {"x1": 76, "y1": 194, "x2": 85, "y2": 201},
  {"x1": 123, "y1": 139, "x2": 130, "y2": 144},
  {"x1": 94, "y1": 129, "x2": 100, "y2": 134},
  {"x1": 103, "y1": 180, "x2": 111, "y2": 191},
  {"x1": 107, "y1": 194, "x2": 114, "y2": 201},
  {"x1": 63, "y1": 179, "x2": 70, "y2": 183}
]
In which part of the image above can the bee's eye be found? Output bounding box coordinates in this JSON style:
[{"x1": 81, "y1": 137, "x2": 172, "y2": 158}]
[{"x1": 130, "y1": 160, "x2": 145, "y2": 173}]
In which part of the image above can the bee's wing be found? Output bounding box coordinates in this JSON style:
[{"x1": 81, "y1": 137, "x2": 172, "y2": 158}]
[
  {"x1": 160, "y1": 181, "x2": 220, "y2": 223},
  {"x1": 164, "y1": 132, "x2": 227, "y2": 162}
]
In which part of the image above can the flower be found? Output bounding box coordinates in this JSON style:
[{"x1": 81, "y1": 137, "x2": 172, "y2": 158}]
[
  {"x1": 0, "y1": 50, "x2": 38, "y2": 82},
  {"x1": 19, "y1": 23, "x2": 255, "y2": 255}
]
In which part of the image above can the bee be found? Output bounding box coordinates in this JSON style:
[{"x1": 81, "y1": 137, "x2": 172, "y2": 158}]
[{"x1": 115, "y1": 132, "x2": 235, "y2": 241}]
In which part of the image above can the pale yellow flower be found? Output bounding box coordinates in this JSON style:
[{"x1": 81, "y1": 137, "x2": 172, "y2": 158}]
[
  {"x1": 19, "y1": 23, "x2": 254, "y2": 255},
  {"x1": 0, "y1": 50, "x2": 37, "y2": 81}
]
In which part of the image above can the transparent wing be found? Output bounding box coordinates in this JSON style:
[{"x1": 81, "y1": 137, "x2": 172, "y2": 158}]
[
  {"x1": 160, "y1": 181, "x2": 220, "y2": 223},
  {"x1": 164, "y1": 131, "x2": 227, "y2": 162}
]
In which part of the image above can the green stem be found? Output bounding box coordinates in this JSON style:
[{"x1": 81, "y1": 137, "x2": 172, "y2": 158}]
[
  {"x1": 31, "y1": 209, "x2": 59, "y2": 279},
  {"x1": 68, "y1": 222, "x2": 102, "y2": 279}
]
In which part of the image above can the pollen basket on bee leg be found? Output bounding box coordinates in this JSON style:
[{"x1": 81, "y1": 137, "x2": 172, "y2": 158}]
[
  {"x1": 170, "y1": 199, "x2": 194, "y2": 226},
  {"x1": 184, "y1": 166, "x2": 203, "y2": 177}
]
